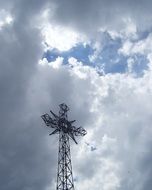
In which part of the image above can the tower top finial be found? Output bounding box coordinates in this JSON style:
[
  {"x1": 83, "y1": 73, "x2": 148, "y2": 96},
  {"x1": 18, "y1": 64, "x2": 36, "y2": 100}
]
[{"x1": 59, "y1": 103, "x2": 69, "y2": 112}]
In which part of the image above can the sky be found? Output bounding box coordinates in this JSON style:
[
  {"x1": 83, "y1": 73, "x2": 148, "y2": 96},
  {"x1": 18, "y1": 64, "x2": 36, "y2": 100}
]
[{"x1": 0, "y1": 0, "x2": 152, "y2": 190}]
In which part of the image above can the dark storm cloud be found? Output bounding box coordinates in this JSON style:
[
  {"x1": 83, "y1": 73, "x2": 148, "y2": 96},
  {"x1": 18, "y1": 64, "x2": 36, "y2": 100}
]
[
  {"x1": 0, "y1": 3, "x2": 92, "y2": 188},
  {"x1": 51, "y1": 0, "x2": 152, "y2": 35},
  {"x1": 0, "y1": 1, "x2": 56, "y2": 189}
]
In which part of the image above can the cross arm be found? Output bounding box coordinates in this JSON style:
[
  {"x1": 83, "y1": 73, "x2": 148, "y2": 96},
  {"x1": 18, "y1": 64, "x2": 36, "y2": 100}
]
[
  {"x1": 41, "y1": 113, "x2": 57, "y2": 128},
  {"x1": 73, "y1": 126, "x2": 87, "y2": 136}
]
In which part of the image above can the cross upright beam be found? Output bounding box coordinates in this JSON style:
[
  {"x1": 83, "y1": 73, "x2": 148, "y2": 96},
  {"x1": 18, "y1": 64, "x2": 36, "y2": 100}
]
[{"x1": 41, "y1": 103, "x2": 87, "y2": 190}]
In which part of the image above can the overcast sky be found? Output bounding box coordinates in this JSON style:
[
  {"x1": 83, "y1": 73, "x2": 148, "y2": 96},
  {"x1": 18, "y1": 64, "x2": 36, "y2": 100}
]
[{"x1": 0, "y1": 0, "x2": 152, "y2": 190}]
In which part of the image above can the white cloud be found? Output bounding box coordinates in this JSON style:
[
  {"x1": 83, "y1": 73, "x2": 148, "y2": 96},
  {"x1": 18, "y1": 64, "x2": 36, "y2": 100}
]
[
  {"x1": 68, "y1": 57, "x2": 97, "y2": 79},
  {"x1": 127, "y1": 57, "x2": 135, "y2": 73},
  {"x1": 27, "y1": 55, "x2": 152, "y2": 190},
  {"x1": 101, "y1": 17, "x2": 137, "y2": 40},
  {"x1": 119, "y1": 33, "x2": 152, "y2": 56},
  {"x1": 0, "y1": 9, "x2": 13, "y2": 29},
  {"x1": 48, "y1": 56, "x2": 63, "y2": 68},
  {"x1": 39, "y1": 57, "x2": 48, "y2": 65},
  {"x1": 41, "y1": 22, "x2": 87, "y2": 51},
  {"x1": 39, "y1": 56, "x2": 63, "y2": 69},
  {"x1": 119, "y1": 33, "x2": 152, "y2": 72}
]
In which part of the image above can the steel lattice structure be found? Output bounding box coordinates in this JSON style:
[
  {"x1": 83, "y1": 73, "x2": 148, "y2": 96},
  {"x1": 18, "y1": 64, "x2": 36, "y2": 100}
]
[{"x1": 41, "y1": 103, "x2": 87, "y2": 190}]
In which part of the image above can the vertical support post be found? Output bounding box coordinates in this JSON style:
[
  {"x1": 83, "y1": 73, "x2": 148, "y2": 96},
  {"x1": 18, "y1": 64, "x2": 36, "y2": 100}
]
[
  {"x1": 41, "y1": 103, "x2": 86, "y2": 190},
  {"x1": 56, "y1": 130, "x2": 74, "y2": 190},
  {"x1": 56, "y1": 104, "x2": 75, "y2": 190}
]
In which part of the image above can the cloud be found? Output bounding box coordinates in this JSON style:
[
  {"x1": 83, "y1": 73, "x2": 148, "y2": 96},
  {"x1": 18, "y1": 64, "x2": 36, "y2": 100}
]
[
  {"x1": 41, "y1": 23, "x2": 87, "y2": 51},
  {"x1": 119, "y1": 33, "x2": 152, "y2": 56},
  {"x1": 118, "y1": 33, "x2": 152, "y2": 74},
  {"x1": 0, "y1": 9, "x2": 13, "y2": 29},
  {"x1": 0, "y1": 2, "x2": 52, "y2": 190},
  {"x1": 50, "y1": 0, "x2": 152, "y2": 37},
  {"x1": 27, "y1": 57, "x2": 152, "y2": 190},
  {"x1": 39, "y1": 57, "x2": 64, "y2": 69},
  {"x1": 0, "y1": 1, "x2": 152, "y2": 190}
]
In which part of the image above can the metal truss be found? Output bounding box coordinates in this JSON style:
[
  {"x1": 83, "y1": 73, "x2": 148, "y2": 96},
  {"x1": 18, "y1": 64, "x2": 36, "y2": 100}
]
[{"x1": 41, "y1": 103, "x2": 87, "y2": 190}]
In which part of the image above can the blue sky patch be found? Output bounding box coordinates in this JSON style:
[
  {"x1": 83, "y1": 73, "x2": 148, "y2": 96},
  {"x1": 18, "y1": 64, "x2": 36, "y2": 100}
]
[
  {"x1": 129, "y1": 54, "x2": 148, "y2": 77},
  {"x1": 43, "y1": 44, "x2": 94, "y2": 65},
  {"x1": 43, "y1": 33, "x2": 149, "y2": 77}
]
